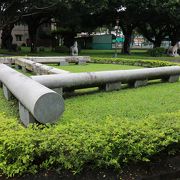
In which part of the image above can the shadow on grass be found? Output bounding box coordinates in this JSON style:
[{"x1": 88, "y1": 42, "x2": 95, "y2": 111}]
[{"x1": 63, "y1": 80, "x2": 164, "y2": 99}]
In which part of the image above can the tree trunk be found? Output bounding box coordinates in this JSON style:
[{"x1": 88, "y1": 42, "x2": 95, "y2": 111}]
[
  {"x1": 28, "y1": 24, "x2": 38, "y2": 53},
  {"x1": 121, "y1": 29, "x2": 133, "y2": 54},
  {"x1": 153, "y1": 38, "x2": 162, "y2": 48},
  {"x1": 1, "y1": 24, "x2": 14, "y2": 50}
]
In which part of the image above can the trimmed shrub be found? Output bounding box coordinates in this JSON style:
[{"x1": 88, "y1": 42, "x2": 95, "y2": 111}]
[
  {"x1": 0, "y1": 112, "x2": 180, "y2": 177},
  {"x1": 91, "y1": 57, "x2": 177, "y2": 68},
  {"x1": 148, "y1": 47, "x2": 166, "y2": 57}
]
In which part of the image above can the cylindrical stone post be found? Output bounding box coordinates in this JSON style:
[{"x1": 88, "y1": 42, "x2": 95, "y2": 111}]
[{"x1": 0, "y1": 64, "x2": 64, "y2": 124}]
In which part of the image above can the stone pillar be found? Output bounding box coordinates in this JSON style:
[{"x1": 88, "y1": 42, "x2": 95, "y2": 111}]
[
  {"x1": 168, "y1": 75, "x2": 179, "y2": 83},
  {"x1": 59, "y1": 61, "x2": 69, "y2": 66},
  {"x1": 3, "y1": 84, "x2": 13, "y2": 100},
  {"x1": 22, "y1": 66, "x2": 27, "y2": 73},
  {"x1": 19, "y1": 102, "x2": 37, "y2": 127},
  {"x1": 52, "y1": 88, "x2": 63, "y2": 96},
  {"x1": 129, "y1": 80, "x2": 148, "y2": 88},
  {"x1": 162, "y1": 75, "x2": 179, "y2": 83},
  {"x1": 78, "y1": 60, "x2": 86, "y2": 65},
  {"x1": 100, "y1": 82, "x2": 122, "y2": 91},
  {"x1": 15, "y1": 65, "x2": 21, "y2": 69}
]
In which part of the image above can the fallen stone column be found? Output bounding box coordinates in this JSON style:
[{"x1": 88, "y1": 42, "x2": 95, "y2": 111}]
[
  {"x1": 15, "y1": 58, "x2": 70, "y2": 74},
  {"x1": 31, "y1": 66, "x2": 180, "y2": 93},
  {"x1": 0, "y1": 57, "x2": 15, "y2": 66},
  {"x1": 0, "y1": 64, "x2": 64, "y2": 126},
  {"x1": 26, "y1": 56, "x2": 91, "y2": 64}
]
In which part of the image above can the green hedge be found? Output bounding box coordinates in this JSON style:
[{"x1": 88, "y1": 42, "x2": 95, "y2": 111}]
[
  {"x1": 91, "y1": 57, "x2": 178, "y2": 67},
  {"x1": 0, "y1": 112, "x2": 180, "y2": 177}
]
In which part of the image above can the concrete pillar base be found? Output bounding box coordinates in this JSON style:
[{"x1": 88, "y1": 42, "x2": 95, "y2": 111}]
[
  {"x1": 78, "y1": 60, "x2": 86, "y2": 65},
  {"x1": 15, "y1": 65, "x2": 21, "y2": 69},
  {"x1": 19, "y1": 102, "x2": 37, "y2": 127},
  {"x1": 100, "y1": 82, "x2": 122, "y2": 91},
  {"x1": 7, "y1": 63, "x2": 12, "y2": 67},
  {"x1": 162, "y1": 75, "x2": 179, "y2": 83},
  {"x1": 129, "y1": 80, "x2": 148, "y2": 88},
  {"x1": 3, "y1": 84, "x2": 13, "y2": 100},
  {"x1": 52, "y1": 88, "x2": 63, "y2": 95},
  {"x1": 22, "y1": 66, "x2": 27, "y2": 73},
  {"x1": 59, "y1": 61, "x2": 69, "y2": 66},
  {"x1": 168, "y1": 75, "x2": 179, "y2": 83}
]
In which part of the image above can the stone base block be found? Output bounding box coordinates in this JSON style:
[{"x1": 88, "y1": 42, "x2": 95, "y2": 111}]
[
  {"x1": 7, "y1": 63, "x2": 12, "y2": 67},
  {"x1": 162, "y1": 75, "x2": 179, "y2": 83},
  {"x1": 15, "y1": 65, "x2": 21, "y2": 69},
  {"x1": 129, "y1": 80, "x2": 148, "y2": 88},
  {"x1": 59, "y1": 61, "x2": 69, "y2": 66},
  {"x1": 168, "y1": 75, "x2": 179, "y2": 83},
  {"x1": 78, "y1": 60, "x2": 86, "y2": 65},
  {"x1": 100, "y1": 82, "x2": 122, "y2": 91},
  {"x1": 3, "y1": 84, "x2": 13, "y2": 100},
  {"x1": 52, "y1": 88, "x2": 63, "y2": 95},
  {"x1": 19, "y1": 102, "x2": 36, "y2": 127},
  {"x1": 22, "y1": 66, "x2": 27, "y2": 73}
]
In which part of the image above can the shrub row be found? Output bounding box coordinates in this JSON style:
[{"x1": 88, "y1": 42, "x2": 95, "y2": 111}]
[
  {"x1": 0, "y1": 112, "x2": 180, "y2": 177},
  {"x1": 91, "y1": 57, "x2": 178, "y2": 68}
]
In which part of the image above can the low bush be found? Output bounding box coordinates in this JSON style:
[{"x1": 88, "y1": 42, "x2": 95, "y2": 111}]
[
  {"x1": 91, "y1": 57, "x2": 177, "y2": 68},
  {"x1": 147, "y1": 47, "x2": 166, "y2": 57},
  {"x1": 0, "y1": 112, "x2": 180, "y2": 177}
]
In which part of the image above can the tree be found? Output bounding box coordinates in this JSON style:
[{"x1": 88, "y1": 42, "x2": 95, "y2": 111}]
[{"x1": 0, "y1": 0, "x2": 30, "y2": 50}]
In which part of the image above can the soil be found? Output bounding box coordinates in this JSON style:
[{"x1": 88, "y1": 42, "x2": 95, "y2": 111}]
[{"x1": 1, "y1": 154, "x2": 180, "y2": 180}]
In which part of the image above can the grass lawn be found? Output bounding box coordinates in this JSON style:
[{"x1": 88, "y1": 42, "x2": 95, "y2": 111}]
[
  {"x1": 0, "y1": 77, "x2": 180, "y2": 124},
  {"x1": 1, "y1": 63, "x2": 180, "y2": 124},
  {"x1": 61, "y1": 81, "x2": 180, "y2": 123},
  {"x1": 51, "y1": 63, "x2": 143, "y2": 73}
]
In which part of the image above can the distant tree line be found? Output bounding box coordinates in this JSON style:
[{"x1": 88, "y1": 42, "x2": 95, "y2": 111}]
[{"x1": 0, "y1": 0, "x2": 180, "y2": 54}]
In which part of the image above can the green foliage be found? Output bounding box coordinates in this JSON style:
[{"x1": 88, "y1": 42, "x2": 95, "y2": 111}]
[
  {"x1": 148, "y1": 47, "x2": 166, "y2": 57},
  {"x1": 0, "y1": 112, "x2": 179, "y2": 177},
  {"x1": 91, "y1": 57, "x2": 177, "y2": 67},
  {"x1": 54, "y1": 46, "x2": 70, "y2": 53}
]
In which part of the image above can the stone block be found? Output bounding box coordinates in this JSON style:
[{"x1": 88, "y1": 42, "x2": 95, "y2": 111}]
[
  {"x1": 3, "y1": 84, "x2": 13, "y2": 101},
  {"x1": 168, "y1": 75, "x2": 179, "y2": 83},
  {"x1": 59, "y1": 61, "x2": 69, "y2": 66},
  {"x1": 22, "y1": 66, "x2": 27, "y2": 73},
  {"x1": 78, "y1": 60, "x2": 86, "y2": 65},
  {"x1": 19, "y1": 102, "x2": 37, "y2": 127},
  {"x1": 3, "y1": 84, "x2": 13, "y2": 100},
  {"x1": 101, "y1": 82, "x2": 122, "y2": 91},
  {"x1": 52, "y1": 88, "x2": 63, "y2": 95},
  {"x1": 129, "y1": 80, "x2": 148, "y2": 88},
  {"x1": 15, "y1": 65, "x2": 21, "y2": 69}
]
